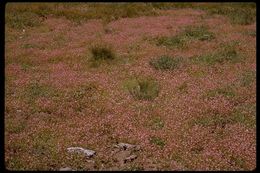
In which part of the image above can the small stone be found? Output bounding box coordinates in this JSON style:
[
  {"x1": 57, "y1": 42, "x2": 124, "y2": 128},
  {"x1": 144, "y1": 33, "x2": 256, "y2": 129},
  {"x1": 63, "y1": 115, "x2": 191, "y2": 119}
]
[
  {"x1": 59, "y1": 167, "x2": 72, "y2": 171},
  {"x1": 114, "y1": 143, "x2": 140, "y2": 151},
  {"x1": 67, "y1": 147, "x2": 95, "y2": 158},
  {"x1": 124, "y1": 154, "x2": 137, "y2": 163},
  {"x1": 114, "y1": 150, "x2": 131, "y2": 162},
  {"x1": 86, "y1": 160, "x2": 95, "y2": 163}
]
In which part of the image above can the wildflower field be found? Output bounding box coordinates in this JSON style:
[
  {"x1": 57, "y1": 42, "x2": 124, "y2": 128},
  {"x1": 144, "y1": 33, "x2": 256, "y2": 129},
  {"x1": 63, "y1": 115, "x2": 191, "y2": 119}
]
[{"x1": 5, "y1": 3, "x2": 256, "y2": 171}]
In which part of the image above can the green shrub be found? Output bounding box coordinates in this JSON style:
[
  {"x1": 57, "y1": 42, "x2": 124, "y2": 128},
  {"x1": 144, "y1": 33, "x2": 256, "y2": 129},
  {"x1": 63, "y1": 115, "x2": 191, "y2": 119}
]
[
  {"x1": 90, "y1": 44, "x2": 115, "y2": 61},
  {"x1": 150, "y1": 55, "x2": 183, "y2": 70},
  {"x1": 126, "y1": 77, "x2": 160, "y2": 100},
  {"x1": 89, "y1": 44, "x2": 116, "y2": 67}
]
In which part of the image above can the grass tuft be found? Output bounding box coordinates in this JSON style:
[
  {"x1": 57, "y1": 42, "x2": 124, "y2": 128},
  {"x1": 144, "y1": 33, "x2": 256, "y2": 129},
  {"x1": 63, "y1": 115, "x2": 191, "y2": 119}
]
[
  {"x1": 125, "y1": 77, "x2": 160, "y2": 100},
  {"x1": 150, "y1": 55, "x2": 183, "y2": 70},
  {"x1": 155, "y1": 35, "x2": 186, "y2": 48},
  {"x1": 89, "y1": 43, "x2": 116, "y2": 67},
  {"x1": 148, "y1": 116, "x2": 164, "y2": 130},
  {"x1": 90, "y1": 44, "x2": 115, "y2": 61},
  {"x1": 150, "y1": 136, "x2": 166, "y2": 148}
]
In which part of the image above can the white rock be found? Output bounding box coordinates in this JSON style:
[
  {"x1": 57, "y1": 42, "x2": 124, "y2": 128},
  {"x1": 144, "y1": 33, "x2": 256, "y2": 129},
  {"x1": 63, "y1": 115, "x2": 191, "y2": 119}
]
[
  {"x1": 59, "y1": 167, "x2": 72, "y2": 171},
  {"x1": 67, "y1": 147, "x2": 95, "y2": 158}
]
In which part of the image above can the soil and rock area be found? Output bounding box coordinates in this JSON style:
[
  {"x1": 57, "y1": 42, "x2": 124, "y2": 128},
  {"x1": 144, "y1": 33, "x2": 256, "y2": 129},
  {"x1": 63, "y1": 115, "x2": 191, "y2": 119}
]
[{"x1": 5, "y1": 3, "x2": 256, "y2": 171}]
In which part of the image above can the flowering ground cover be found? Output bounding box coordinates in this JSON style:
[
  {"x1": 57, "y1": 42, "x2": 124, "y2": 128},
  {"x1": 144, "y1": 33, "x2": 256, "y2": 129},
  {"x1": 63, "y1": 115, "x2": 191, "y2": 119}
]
[{"x1": 5, "y1": 3, "x2": 256, "y2": 171}]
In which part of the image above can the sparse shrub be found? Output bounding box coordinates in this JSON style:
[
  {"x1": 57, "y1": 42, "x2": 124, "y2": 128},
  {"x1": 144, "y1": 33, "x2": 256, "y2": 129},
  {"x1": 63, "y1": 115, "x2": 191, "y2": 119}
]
[
  {"x1": 6, "y1": 11, "x2": 42, "y2": 29},
  {"x1": 153, "y1": 25, "x2": 214, "y2": 49},
  {"x1": 155, "y1": 35, "x2": 186, "y2": 48},
  {"x1": 218, "y1": 43, "x2": 240, "y2": 62},
  {"x1": 191, "y1": 113, "x2": 232, "y2": 128},
  {"x1": 193, "y1": 42, "x2": 241, "y2": 65},
  {"x1": 205, "y1": 86, "x2": 236, "y2": 99},
  {"x1": 126, "y1": 77, "x2": 160, "y2": 100},
  {"x1": 184, "y1": 25, "x2": 215, "y2": 41},
  {"x1": 150, "y1": 55, "x2": 183, "y2": 70},
  {"x1": 190, "y1": 105, "x2": 255, "y2": 129},
  {"x1": 240, "y1": 70, "x2": 256, "y2": 87},
  {"x1": 244, "y1": 30, "x2": 256, "y2": 37},
  {"x1": 209, "y1": 6, "x2": 255, "y2": 25},
  {"x1": 197, "y1": 3, "x2": 256, "y2": 25},
  {"x1": 6, "y1": 119, "x2": 26, "y2": 134},
  {"x1": 24, "y1": 82, "x2": 59, "y2": 103}
]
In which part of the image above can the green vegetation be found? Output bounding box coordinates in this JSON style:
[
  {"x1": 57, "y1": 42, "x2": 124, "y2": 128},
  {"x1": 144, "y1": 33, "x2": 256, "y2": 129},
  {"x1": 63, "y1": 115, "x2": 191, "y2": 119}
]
[
  {"x1": 230, "y1": 155, "x2": 247, "y2": 170},
  {"x1": 6, "y1": 156, "x2": 25, "y2": 170},
  {"x1": 231, "y1": 103, "x2": 256, "y2": 128},
  {"x1": 24, "y1": 82, "x2": 59, "y2": 100},
  {"x1": 205, "y1": 86, "x2": 236, "y2": 99},
  {"x1": 30, "y1": 129, "x2": 60, "y2": 170},
  {"x1": 183, "y1": 25, "x2": 215, "y2": 41},
  {"x1": 67, "y1": 83, "x2": 100, "y2": 113},
  {"x1": 89, "y1": 43, "x2": 116, "y2": 67},
  {"x1": 191, "y1": 145, "x2": 204, "y2": 154},
  {"x1": 240, "y1": 70, "x2": 256, "y2": 87},
  {"x1": 150, "y1": 136, "x2": 166, "y2": 148},
  {"x1": 207, "y1": 4, "x2": 256, "y2": 25},
  {"x1": 125, "y1": 77, "x2": 160, "y2": 100},
  {"x1": 178, "y1": 81, "x2": 188, "y2": 93},
  {"x1": 190, "y1": 104, "x2": 255, "y2": 129},
  {"x1": 190, "y1": 113, "x2": 232, "y2": 128},
  {"x1": 5, "y1": 3, "x2": 255, "y2": 30},
  {"x1": 5, "y1": 3, "x2": 159, "y2": 28},
  {"x1": 193, "y1": 42, "x2": 241, "y2": 65},
  {"x1": 6, "y1": 119, "x2": 26, "y2": 134},
  {"x1": 154, "y1": 35, "x2": 186, "y2": 48},
  {"x1": 150, "y1": 56, "x2": 183, "y2": 70},
  {"x1": 149, "y1": 116, "x2": 164, "y2": 130},
  {"x1": 5, "y1": 2, "x2": 256, "y2": 170},
  {"x1": 5, "y1": 11, "x2": 42, "y2": 29},
  {"x1": 90, "y1": 44, "x2": 115, "y2": 61},
  {"x1": 244, "y1": 30, "x2": 256, "y2": 37},
  {"x1": 153, "y1": 25, "x2": 214, "y2": 49},
  {"x1": 154, "y1": 3, "x2": 256, "y2": 25}
]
